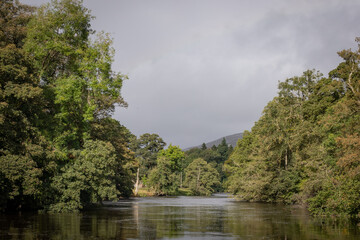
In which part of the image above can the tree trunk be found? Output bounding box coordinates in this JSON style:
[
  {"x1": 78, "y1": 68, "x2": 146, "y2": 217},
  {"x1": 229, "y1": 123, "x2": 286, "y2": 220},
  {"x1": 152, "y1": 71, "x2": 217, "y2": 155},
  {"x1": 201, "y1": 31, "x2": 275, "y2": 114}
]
[
  {"x1": 180, "y1": 172, "x2": 183, "y2": 188},
  {"x1": 196, "y1": 167, "x2": 201, "y2": 192},
  {"x1": 135, "y1": 167, "x2": 140, "y2": 195}
]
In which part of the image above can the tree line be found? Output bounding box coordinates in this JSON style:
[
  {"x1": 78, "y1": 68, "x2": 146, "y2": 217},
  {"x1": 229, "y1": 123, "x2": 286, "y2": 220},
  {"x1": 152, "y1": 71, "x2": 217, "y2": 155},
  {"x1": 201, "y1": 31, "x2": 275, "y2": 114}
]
[
  {"x1": 225, "y1": 40, "x2": 360, "y2": 218},
  {"x1": 130, "y1": 134, "x2": 233, "y2": 196}
]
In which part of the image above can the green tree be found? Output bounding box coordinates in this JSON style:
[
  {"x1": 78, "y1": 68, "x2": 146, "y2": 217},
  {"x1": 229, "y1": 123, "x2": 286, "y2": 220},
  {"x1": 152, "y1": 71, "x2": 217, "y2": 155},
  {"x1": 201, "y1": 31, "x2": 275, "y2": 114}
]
[
  {"x1": 50, "y1": 140, "x2": 120, "y2": 212},
  {"x1": 184, "y1": 145, "x2": 227, "y2": 190},
  {"x1": 225, "y1": 38, "x2": 360, "y2": 218},
  {"x1": 306, "y1": 38, "x2": 360, "y2": 217},
  {"x1": 201, "y1": 143, "x2": 207, "y2": 150},
  {"x1": 132, "y1": 133, "x2": 166, "y2": 171},
  {"x1": 3, "y1": 0, "x2": 134, "y2": 212},
  {"x1": 184, "y1": 147, "x2": 222, "y2": 167},
  {"x1": 130, "y1": 133, "x2": 166, "y2": 194},
  {"x1": 148, "y1": 156, "x2": 179, "y2": 196},
  {"x1": 184, "y1": 158, "x2": 220, "y2": 196},
  {"x1": 158, "y1": 144, "x2": 185, "y2": 186},
  {"x1": 90, "y1": 118, "x2": 135, "y2": 198},
  {"x1": 225, "y1": 70, "x2": 333, "y2": 203},
  {"x1": 224, "y1": 131, "x2": 272, "y2": 201},
  {"x1": 147, "y1": 145, "x2": 184, "y2": 195},
  {"x1": 217, "y1": 138, "x2": 229, "y2": 159},
  {"x1": 0, "y1": 0, "x2": 56, "y2": 210},
  {"x1": 158, "y1": 144, "x2": 184, "y2": 172},
  {"x1": 24, "y1": 0, "x2": 127, "y2": 149}
]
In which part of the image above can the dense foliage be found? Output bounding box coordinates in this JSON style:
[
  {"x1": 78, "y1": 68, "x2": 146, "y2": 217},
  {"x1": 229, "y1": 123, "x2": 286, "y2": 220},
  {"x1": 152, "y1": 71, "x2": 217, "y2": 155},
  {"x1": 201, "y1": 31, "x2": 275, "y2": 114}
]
[
  {"x1": 130, "y1": 133, "x2": 166, "y2": 194},
  {"x1": 225, "y1": 39, "x2": 360, "y2": 218},
  {"x1": 0, "y1": 0, "x2": 134, "y2": 212},
  {"x1": 147, "y1": 145, "x2": 185, "y2": 195},
  {"x1": 183, "y1": 138, "x2": 233, "y2": 191},
  {"x1": 184, "y1": 158, "x2": 220, "y2": 196},
  {"x1": 144, "y1": 141, "x2": 230, "y2": 196}
]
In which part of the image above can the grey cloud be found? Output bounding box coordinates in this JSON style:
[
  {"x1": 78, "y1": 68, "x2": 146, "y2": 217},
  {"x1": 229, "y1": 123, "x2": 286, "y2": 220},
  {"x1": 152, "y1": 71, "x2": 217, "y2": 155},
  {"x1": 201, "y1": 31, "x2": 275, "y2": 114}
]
[{"x1": 21, "y1": 0, "x2": 360, "y2": 148}]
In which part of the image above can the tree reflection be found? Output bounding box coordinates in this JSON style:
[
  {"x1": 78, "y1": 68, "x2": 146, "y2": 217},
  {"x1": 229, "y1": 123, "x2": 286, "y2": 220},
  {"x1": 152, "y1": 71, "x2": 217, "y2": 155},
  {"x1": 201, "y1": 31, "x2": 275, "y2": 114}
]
[{"x1": 0, "y1": 197, "x2": 359, "y2": 239}]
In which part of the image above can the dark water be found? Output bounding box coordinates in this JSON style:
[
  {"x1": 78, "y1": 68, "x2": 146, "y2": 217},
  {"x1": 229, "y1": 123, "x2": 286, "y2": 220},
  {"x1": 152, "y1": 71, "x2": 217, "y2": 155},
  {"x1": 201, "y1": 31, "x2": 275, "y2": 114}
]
[{"x1": 1, "y1": 194, "x2": 359, "y2": 239}]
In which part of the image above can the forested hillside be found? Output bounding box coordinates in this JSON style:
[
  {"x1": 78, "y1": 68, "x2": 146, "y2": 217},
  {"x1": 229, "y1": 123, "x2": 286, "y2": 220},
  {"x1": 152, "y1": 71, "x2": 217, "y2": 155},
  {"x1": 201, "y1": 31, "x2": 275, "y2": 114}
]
[
  {"x1": 185, "y1": 133, "x2": 243, "y2": 150},
  {"x1": 225, "y1": 40, "x2": 360, "y2": 218}
]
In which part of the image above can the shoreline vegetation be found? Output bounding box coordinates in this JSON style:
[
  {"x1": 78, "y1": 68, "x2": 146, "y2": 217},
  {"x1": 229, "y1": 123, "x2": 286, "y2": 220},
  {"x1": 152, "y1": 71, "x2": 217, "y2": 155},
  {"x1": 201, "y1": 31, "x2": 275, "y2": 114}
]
[
  {"x1": 1, "y1": 0, "x2": 359, "y2": 222},
  {"x1": 133, "y1": 187, "x2": 192, "y2": 197}
]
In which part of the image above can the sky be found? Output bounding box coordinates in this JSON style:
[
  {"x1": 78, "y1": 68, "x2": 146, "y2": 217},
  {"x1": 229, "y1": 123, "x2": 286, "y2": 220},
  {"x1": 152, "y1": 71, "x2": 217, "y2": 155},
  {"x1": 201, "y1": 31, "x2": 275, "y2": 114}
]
[{"x1": 21, "y1": 0, "x2": 360, "y2": 149}]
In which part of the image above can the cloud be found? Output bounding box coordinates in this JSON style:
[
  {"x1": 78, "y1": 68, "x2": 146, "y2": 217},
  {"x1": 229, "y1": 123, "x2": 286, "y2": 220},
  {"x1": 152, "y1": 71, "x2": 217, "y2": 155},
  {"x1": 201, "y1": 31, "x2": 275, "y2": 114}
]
[
  {"x1": 21, "y1": 0, "x2": 360, "y2": 148},
  {"x1": 105, "y1": 0, "x2": 360, "y2": 148}
]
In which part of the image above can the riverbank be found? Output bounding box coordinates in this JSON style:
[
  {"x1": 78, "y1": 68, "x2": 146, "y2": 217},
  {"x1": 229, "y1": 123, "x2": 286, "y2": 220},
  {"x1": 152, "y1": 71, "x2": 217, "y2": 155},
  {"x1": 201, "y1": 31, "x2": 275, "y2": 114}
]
[{"x1": 134, "y1": 187, "x2": 193, "y2": 197}]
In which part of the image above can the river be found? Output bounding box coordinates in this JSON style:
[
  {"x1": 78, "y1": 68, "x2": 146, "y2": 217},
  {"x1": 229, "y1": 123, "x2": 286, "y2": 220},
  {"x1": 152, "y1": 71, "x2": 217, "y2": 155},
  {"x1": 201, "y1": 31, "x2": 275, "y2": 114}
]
[{"x1": 0, "y1": 194, "x2": 359, "y2": 239}]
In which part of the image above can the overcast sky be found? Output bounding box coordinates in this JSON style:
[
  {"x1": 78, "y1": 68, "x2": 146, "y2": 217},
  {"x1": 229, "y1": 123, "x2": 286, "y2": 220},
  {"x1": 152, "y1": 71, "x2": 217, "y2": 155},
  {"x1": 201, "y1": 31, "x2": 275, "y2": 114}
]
[{"x1": 21, "y1": 0, "x2": 360, "y2": 148}]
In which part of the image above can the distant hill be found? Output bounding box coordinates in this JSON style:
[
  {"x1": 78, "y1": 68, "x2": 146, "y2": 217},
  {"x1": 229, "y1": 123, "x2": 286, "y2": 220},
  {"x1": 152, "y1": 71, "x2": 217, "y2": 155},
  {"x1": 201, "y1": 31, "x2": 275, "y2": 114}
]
[{"x1": 184, "y1": 133, "x2": 243, "y2": 151}]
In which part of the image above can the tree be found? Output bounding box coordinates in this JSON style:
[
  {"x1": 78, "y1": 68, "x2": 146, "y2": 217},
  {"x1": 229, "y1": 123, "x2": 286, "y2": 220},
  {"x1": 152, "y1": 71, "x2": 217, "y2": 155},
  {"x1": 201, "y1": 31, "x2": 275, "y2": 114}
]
[
  {"x1": 184, "y1": 158, "x2": 220, "y2": 196},
  {"x1": 307, "y1": 38, "x2": 360, "y2": 217},
  {"x1": 330, "y1": 38, "x2": 360, "y2": 105},
  {"x1": 158, "y1": 144, "x2": 185, "y2": 186},
  {"x1": 90, "y1": 118, "x2": 135, "y2": 198},
  {"x1": 201, "y1": 143, "x2": 207, "y2": 150},
  {"x1": 217, "y1": 138, "x2": 229, "y2": 160},
  {"x1": 184, "y1": 144, "x2": 227, "y2": 190},
  {"x1": 132, "y1": 133, "x2": 166, "y2": 171},
  {"x1": 225, "y1": 38, "x2": 360, "y2": 218},
  {"x1": 147, "y1": 156, "x2": 179, "y2": 196},
  {"x1": 0, "y1": 1, "x2": 35, "y2": 48},
  {"x1": 50, "y1": 140, "x2": 120, "y2": 212},
  {"x1": 24, "y1": 0, "x2": 127, "y2": 149},
  {"x1": 225, "y1": 70, "x2": 335, "y2": 203},
  {"x1": 147, "y1": 145, "x2": 184, "y2": 195},
  {"x1": 0, "y1": 0, "x2": 134, "y2": 212},
  {"x1": 224, "y1": 131, "x2": 272, "y2": 201},
  {"x1": 130, "y1": 133, "x2": 166, "y2": 194},
  {"x1": 158, "y1": 144, "x2": 184, "y2": 172},
  {"x1": 0, "y1": 0, "x2": 55, "y2": 210}
]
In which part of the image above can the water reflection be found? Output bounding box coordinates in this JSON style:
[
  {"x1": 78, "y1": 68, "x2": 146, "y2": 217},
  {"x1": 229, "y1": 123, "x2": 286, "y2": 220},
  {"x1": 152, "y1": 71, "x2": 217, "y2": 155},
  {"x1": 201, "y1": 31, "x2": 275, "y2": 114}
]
[{"x1": 0, "y1": 194, "x2": 359, "y2": 239}]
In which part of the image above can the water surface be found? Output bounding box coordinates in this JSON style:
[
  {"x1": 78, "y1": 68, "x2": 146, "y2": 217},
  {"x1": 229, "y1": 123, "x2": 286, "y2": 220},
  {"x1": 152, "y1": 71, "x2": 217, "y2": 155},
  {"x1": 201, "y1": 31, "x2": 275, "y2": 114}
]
[{"x1": 1, "y1": 194, "x2": 359, "y2": 239}]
